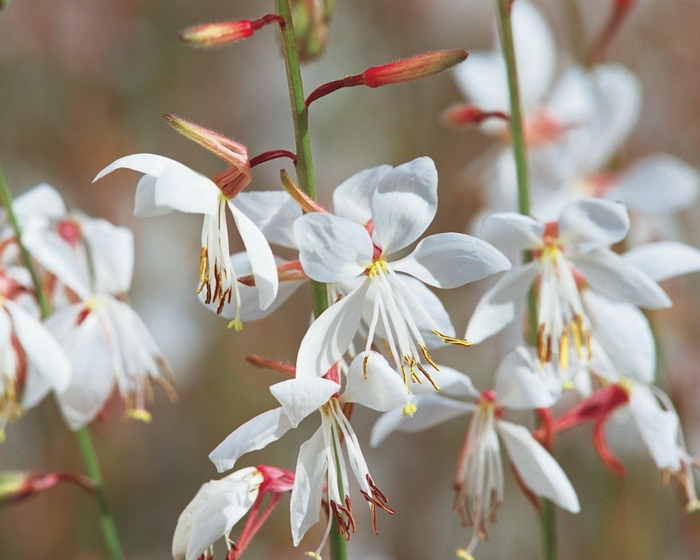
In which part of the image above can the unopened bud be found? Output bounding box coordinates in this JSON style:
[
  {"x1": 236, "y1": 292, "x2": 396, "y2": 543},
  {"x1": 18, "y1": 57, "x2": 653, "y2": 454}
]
[
  {"x1": 291, "y1": 0, "x2": 335, "y2": 62},
  {"x1": 442, "y1": 104, "x2": 509, "y2": 128},
  {"x1": 362, "y1": 50, "x2": 467, "y2": 88},
  {"x1": 178, "y1": 15, "x2": 284, "y2": 48},
  {"x1": 0, "y1": 471, "x2": 94, "y2": 505}
]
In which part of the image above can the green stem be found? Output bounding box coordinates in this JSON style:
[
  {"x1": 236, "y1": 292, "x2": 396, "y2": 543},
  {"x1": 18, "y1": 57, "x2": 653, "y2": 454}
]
[
  {"x1": 0, "y1": 165, "x2": 125, "y2": 560},
  {"x1": 274, "y1": 0, "x2": 329, "y2": 319},
  {"x1": 274, "y1": 2, "x2": 343, "y2": 558},
  {"x1": 494, "y1": 1, "x2": 556, "y2": 559}
]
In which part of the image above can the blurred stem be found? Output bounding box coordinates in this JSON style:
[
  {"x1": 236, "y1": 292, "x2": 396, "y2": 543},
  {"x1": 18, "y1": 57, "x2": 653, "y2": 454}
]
[
  {"x1": 275, "y1": 2, "x2": 343, "y2": 559},
  {"x1": 494, "y1": 1, "x2": 556, "y2": 559},
  {"x1": 275, "y1": 0, "x2": 329, "y2": 319},
  {"x1": 0, "y1": 165, "x2": 125, "y2": 560},
  {"x1": 565, "y1": 0, "x2": 590, "y2": 66}
]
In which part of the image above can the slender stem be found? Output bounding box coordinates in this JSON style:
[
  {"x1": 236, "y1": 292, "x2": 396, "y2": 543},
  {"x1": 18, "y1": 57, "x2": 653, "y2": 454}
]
[
  {"x1": 493, "y1": 2, "x2": 556, "y2": 559},
  {"x1": 0, "y1": 164, "x2": 125, "y2": 560},
  {"x1": 274, "y1": 0, "x2": 329, "y2": 319},
  {"x1": 274, "y1": 2, "x2": 343, "y2": 558}
]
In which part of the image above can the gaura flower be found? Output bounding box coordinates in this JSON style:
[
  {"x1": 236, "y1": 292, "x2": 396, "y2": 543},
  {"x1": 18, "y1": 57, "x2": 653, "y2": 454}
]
[
  {"x1": 94, "y1": 152, "x2": 278, "y2": 330},
  {"x1": 173, "y1": 465, "x2": 294, "y2": 560},
  {"x1": 465, "y1": 198, "x2": 671, "y2": 367},
  {"x1": 293, "y1": 157, "x2": 511, "y2": 384},
  {"x1": 371, "y1": 347, "x2": 579, "y2": 559},
  {"x1": 209, "y1": 352, "x2": 410, "y2": 554}
]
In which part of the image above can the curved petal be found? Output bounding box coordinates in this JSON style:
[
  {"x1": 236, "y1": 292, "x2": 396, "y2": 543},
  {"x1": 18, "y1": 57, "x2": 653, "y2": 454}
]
[
  {"x1": 232, "y1": 191, "x2": 302, "y2": 249},
  {"x1": 465, "y1": 262, "x2": 538, "y2": 343},
  {"x1": 154, "y1": 162, "x2": 220, "y2": 216},
  {"x1": 394, "y1": 274, "x2": 455, "y2": 348},
  {"x1": 333, "y1": 165, "x2": 392, "y2": 224},
  {"x1": 495, "y1": 346, "x2": 560, "y2": 409},
  {"x1": 14, "y1": 183, "x2": 66, "y2": 220},
  {"x1": 229, "y1": 203, "x2": 279, "y2": 309},
  {"x1": 296, "y1": 280, "x2": 370, "y2": 378},
  {"x1": 622, "y1": 241, "x2": 700, "y2": 283},
  {"x1": 559, "y1": 199, "x2": 629, "y2": 251},
  {"x1": 343, "y1": 351, "x2": 409, "y2": 411},
  {"x1": 94, "y1": 153, "x2": 177, "y2": 182},
  {"x1": 408, "y1": 364, "x2": 479, "y2": 398},
  {"x1": 134, "y1": 175, "x2": 170, "y2": 217},
  {"x1": 370, "y1": 393, "x2": 474, "y2": 447},
  {"x1": 209, "y1": 407, "x2": 293, "y2": 473},
  {"x1": 270, "y1": 377, "x2": 339, "y2": 428},
  {"x1": 546, "y1": 67, "x2": 596, "y2": 127},
  {"x1": 497, "y1": 420, "x2": 580, "y2": 512},
  {"x1": 79, "y1": 216, "x2": 134, "y2": 294},
  {"x1": 480, "y1": 212, "x2": 544, "y2": 252},
  {"x1": 294, "y1": 213, "x2": 373, "y2": 283},
  {"x1": 371, "y1": 157, "x2": 438, "y2": 254},
  {"x1": 607, "y1": 154, "x2": 699, "y2": 214},
  {"x1": 453, "y1": 51, "x2": 508, "y2": 113},
  {"x1": 392, "y1": 233, "x2": 511, "y2": 289},
  {"x1": 290, "y1": 427, "x2": 326, "y2": 546},
  {"x1": 571, "y1": 248, "x2": 671, "y2": 308},
  {"x1": 629, "y1": 385, "x2": 680, "y2": 471}
]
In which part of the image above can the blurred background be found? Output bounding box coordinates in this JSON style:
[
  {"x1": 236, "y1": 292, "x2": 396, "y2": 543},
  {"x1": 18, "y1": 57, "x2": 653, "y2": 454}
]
[{"x1": 1, "y1": 0, "x2": 700, "y2": 558}]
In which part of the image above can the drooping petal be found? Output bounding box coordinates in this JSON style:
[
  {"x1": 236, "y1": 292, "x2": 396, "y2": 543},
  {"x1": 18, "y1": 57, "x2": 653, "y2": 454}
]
[
  {"x1": 294, "y1": 213, "x2": 373, "y2": 283},
  {"x1": 270, "y1": 377, "x2": 339, "y2": 428},
  {"x1": 229, "y1": 202, "x2": 279, "y2": 309},
  {"x1": 571, "y1": 248, "x2": 671, "y2": 308},
  {"x1": 480, "y1": 212, "x2": 544, "y2": 252},
  {"x1": 343, "y1": 351, "x2": 410, "y2": 411},
  {"x1": 94, "y1": 153, "x2": 176, "y2": 182},
  {"x1": 232, "y1": 191, "x2": 302, "y2": 249},
  {"x1": 607, "y1": 154, "x2": 699, "y2": 214},
  {"x1": 622, "y1": 241, "x2": 700, "y2": 283},
  {"x1": 209, "y1": 408, "x2": 293, "y2": 473},
  {"x1": 79, "y1": 216, "x2": 134, "y2": 294},
  {"x1": 333, "y1": 165, "x2": 392, "y2": 225},
  {"x1": 452, "y1": 51, "x2": 509, "y2": 113},
  {"x1": 134, "y1": 175, "x2": 170, "y2": 217},
  {"x1": 497, "y1": 420, "x2": 580, "y2": 512},
  {"x1": 371, "y1": 157, "x2": 438, "y2": 254},
  {"x1": 370, "y1": 393, "x2": 474, "y2": 447},
  {"x1": 153, "y1": 162, "x2": 221, "y2": 216},
  {"x1": 494, "y1": 346, "x2": 560, "y2": 410},
  {"x1": 465, "y1": 262, "x2": 538, "y2": 343},
  {"x1": 391, "y1": 233, "x2": 511, "y2": 289},
  {"x1": 14, "y1": 183, "x2": 66, "y2": 220},
  {"x1": 546, "y1": 67, "x2": 596, "y2": 128},
  {"x1": 296, "y1": 280, "x2": 370, "y2": 378},
  {"x1": 290, "y1": 427, "x2": 327, "y2": 547},
  {"x1": 558, "y1": 199, "x2": 629, "y2": 251}
]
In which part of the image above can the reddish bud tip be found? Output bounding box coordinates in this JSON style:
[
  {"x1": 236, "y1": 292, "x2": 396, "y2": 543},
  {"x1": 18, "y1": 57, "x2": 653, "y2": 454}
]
[
  {"x1": 442, "y1": 104, "x2": 509, "y2": 128},
  {"x1": 178, "y1": 21, "x2": 255, "y2": 47},
  {"x1": 362, "y1": 50, "x2": 468, "y2": 88}
]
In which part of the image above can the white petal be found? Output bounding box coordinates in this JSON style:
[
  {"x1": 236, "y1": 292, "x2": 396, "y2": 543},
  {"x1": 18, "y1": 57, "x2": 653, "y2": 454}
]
[
  {"x1": 296, "y1": 280, "x2": 370, "y2": 378},
  {"x1": 409, "y1": 365, "x2": 479, "y2": 398},
  {"x1": 571, "y1": 248, "x2": 671, "y2": 308},
  {"x1": 622, "y1": 241, "x2": 700, "y2": 283},
  {"x1": 5, "y1": 301, "x2": 71, "y2": 394},
  {"x1": 546, "y1": 67, "x2": 596, "y2": 127},
  {"x1": 270, "y1": 377, "x2": 339, "y2": 428},
  {"x1": 14, "y1": 183, "x2": 66, "y2": 220},
  {"x1": 629, "y1": 386, "x2": 680, "y2": 471},
  {"x1": 229, "y1": 203, "x2": 279, "y2": 310},
  {"x1": 134, "y1": 175, "x2": 170, "y2": 217},
  {"x1": 370, "y1": 393, "x2": 474, "y2": 447},
  {"x1": 480, "y1": 212, "x2": 544, "y2": 252},
  {"x1": 392, "y1": 233, "x2": 511, "y2": 289},
  {"x1": 495, "y1": 347, "x2": 560, "y2": 409},
  {"x1": 294, "y1": 213, "x2": 373, "y2": 283},
  {"x1": 394, "y1": 274, "x2": 455, "y2": 348},
  {"x1": 583, "y1": 290, "x2": 655, "y2": 383},
  {"x1": 154, "y1": 163, "x2": 220, "y2": 216},
  {"x1": 371, "y1": 157, "x2": 438, "y2": 254},
  {"x1": 497, "y1": 420, "x2": 580, "y2": 512},
  {"x1": 94, "y1": 153, "x2": 177, "y2": 182},
  {"x1": 343, "y1": 352, "x2": 410, "y2": 411},
  {"x1": 232, "y1": 191, "x2": 302, "y2": 249},
  {"x1": 452, "y1": 51, "x2": 509, "y2": 113},
  {"x1": 333, "y1": 165, "x2": 392, "y2": 224},
  {"x1": 558, "y1": 199, "x2": 629, "y2": 251},
  {"x1": 465, "y1": 263, "x2": 538, "y2": 343},
  {"x1": 208, "y1": 407, "x2": 293, "y2": 472},
  {"x1": 79, "y1": 216, "x2": 134, "y2": 294},
  {"x1": 290, "y1": 427, "x2": 327, "y2": 546},
  {"x1": 607, "y1": 154, "x2": 699, "y2": 214}
]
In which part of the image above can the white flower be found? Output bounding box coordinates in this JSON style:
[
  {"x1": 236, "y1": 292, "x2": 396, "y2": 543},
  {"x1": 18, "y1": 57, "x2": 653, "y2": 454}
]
[
  {"x1": 209, "y1": 352, "x2": 410, "y2": 552},
  {"x1": 294, "y1": 157, "x2": 510, "y2": 383},
  {"x1": 94, "y1": 154, "x2": 278, "y2": 329},
  {"x1": 466, "y1": 198, "x2": 671, "y2": 367},
  {"x1": 371, "y1": 347, "x2": 578, "y2": 559}
]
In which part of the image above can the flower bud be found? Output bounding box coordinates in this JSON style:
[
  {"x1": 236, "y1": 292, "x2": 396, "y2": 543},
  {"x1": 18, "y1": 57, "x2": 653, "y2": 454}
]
[
  {"x1": 362, "y1": 50, "x2": 468, "y2": 88},
  {"x1": 0, "y1": 471, "x2": 93, "y2": 505},
  {"x1": 291, "y1": 0, "x2": 336, "y2": 62},
  {"x1": 178, "y1": 21, "x2": 255, "y2": 47}
]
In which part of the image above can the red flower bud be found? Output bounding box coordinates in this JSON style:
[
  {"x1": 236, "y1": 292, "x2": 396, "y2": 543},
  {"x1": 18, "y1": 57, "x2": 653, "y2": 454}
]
[
  {"x1": 361, "y1": 50, "x2": 468, "y2": 88},
  {"x1": 178, "y1": 15, "x2": 284, "y2": 48}
]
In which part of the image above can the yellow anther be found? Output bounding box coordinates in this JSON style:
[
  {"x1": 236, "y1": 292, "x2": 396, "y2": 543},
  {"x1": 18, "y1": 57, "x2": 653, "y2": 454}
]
[
  {"x1": 367, "y1": 259, "x2": 387, "y2": 278},
  {"x1": 418, "y1": 344, "x2": 440, "y2": 371},
  {"x1": 559, "y1": 327, "x2": 569, "y2": 370},
  {"x1": 305, "y1": 553, "x2": 322, "y2": 560},
  {"x1": 402, "y1": 403, "x2": 417, "y2": 417},
  {"x1": 128, "y1": 409, "x2": 152, "y2": 423},
  {"x1": 228, "y1": 319, "x2": 244, "y2": 332},
  {"x1": 363, "y1": 353, "x2": 370, "y2": 380},
  {"x1": 199, "y1": 247, "x2": 208, "y2": 283},
  {"x1": 456, "y1": 549, "x2": 474, "y2": 560},
  {"x1": 0, "y1": 429, "x2": 5, "y2": 444},
  {"x1": 571, "y1": 320, "x2": 583, "y2": 359},
  {"x1": 85, "y1": 296, "x2": 106, "y2": 312},
  {"x1": 686, "y1": 500, "x2": 700, "y2": 513},
  {"x1": 431, "y1": 330, "x2": 474, "y2": 348},
  {"x1": 618, "y1": 378, "x2": 634, "y2": 396},
  {"x1": 562, "y1": 381, "x2": 576, "y2": 391}
]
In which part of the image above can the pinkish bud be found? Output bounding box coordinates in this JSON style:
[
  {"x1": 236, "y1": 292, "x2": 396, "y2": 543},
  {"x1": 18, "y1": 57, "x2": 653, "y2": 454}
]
[
  {"x1": 0, "y1": 471, "x2": 94, "y2": 505},
  {"x1": 442, "y1": 104, "x2": 509, "y2": 128},
  {"x1": 361, "y1": 50, "x2": 468, "y2": 88},
  {"x1": 178, "y1": 15, "x2": 284, "y2": 48}
]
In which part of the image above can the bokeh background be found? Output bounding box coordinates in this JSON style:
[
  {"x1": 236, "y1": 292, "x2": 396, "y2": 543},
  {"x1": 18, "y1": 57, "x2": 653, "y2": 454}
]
[{"x1": 1, "y1": 0, "x2": 700, "y2": 558}]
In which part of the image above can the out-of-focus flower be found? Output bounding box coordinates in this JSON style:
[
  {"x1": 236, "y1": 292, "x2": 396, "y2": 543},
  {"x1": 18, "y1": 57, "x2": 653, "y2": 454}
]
[
  {"x1": 371, "y1": 347, "x2": 578, "y2": 559},
  {"x1": 0, "y1": 470, "x2": 93, "y2": 505},
  {"x1": 291, "y1": 0, "x2": 335, "y2": 61},
  {"x1": 173, "y1": 465, "x2": 294, "y2": 560},
  {"x1": 209, "y1": 353, "x2": 409, "y2": 554},
  {"x1": 293, "y1": 157, "x2": 510, "y2": 383}
]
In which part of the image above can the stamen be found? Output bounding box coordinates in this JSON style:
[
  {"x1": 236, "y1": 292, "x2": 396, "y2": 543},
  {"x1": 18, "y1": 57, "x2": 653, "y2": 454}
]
[
  {"x1": 559, "y1": 326, "x2": 569, "y2": 370},
  {"x1": 431, "y1": 330, "x2": 474, "y2": 347},
  {"x1": 362, "y1": 353, "x2": 370, "y2": 380},
  {"x1": 418, "y1": 343, "x2": 440, "y2": 371},
  {"x1": 360, "y1": 475, "x2": 394, "y2": 535}
]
